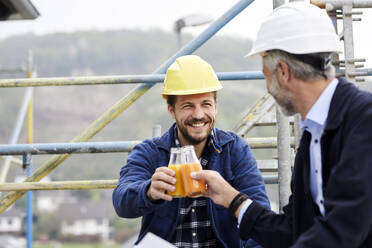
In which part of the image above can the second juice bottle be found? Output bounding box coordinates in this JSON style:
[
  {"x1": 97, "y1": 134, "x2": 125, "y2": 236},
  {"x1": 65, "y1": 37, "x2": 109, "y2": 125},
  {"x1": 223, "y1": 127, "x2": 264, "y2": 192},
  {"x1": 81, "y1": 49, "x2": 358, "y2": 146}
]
[{"x1": 168, "y1": 145, "x2": 206, "y2": 198}]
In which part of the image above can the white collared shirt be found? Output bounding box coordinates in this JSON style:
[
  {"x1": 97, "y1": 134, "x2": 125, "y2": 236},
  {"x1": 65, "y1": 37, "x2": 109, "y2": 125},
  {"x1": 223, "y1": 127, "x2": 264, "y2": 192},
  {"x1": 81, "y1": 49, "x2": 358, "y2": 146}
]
[
  {"x1": 299, "y1": 78, "x2": 338, "y2": 216},
  {"x1": 238, "y1": 78, "x2": 339, "y2": 226}
]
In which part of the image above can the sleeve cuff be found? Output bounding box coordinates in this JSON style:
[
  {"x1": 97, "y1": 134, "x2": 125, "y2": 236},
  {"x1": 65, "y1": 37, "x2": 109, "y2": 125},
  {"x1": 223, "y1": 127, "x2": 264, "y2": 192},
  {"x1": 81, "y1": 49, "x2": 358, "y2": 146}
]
[
  {"x1": 142, "y1": 179, "x2": 165, "y2": 208},
  {"x1": 238, "y1": 201, "x2": 266, "y2": 240},
  {"x1": 238, "y1": 199, "x2": 253, "y2": 228}
]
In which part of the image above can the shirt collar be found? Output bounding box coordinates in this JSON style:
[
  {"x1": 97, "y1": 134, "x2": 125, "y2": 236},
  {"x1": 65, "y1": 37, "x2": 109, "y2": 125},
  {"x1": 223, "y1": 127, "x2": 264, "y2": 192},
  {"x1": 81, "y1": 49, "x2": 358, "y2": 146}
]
[{"x1": 300, "y1": 78, "x2": 339, "y2": 129}]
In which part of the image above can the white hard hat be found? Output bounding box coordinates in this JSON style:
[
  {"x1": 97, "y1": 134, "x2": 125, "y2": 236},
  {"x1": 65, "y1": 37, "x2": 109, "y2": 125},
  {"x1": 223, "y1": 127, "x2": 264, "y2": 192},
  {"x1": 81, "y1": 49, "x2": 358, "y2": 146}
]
[{"x1": 246, "y1": 2, "x2": 342, "y2": 57}]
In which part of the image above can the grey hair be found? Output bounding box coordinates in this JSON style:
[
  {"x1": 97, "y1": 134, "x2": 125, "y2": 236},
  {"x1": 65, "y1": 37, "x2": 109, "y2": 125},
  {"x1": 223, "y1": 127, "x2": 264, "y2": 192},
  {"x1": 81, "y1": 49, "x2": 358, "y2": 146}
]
[{"x1": 263, "y1": 50, "x2": 335, "y2": 81}]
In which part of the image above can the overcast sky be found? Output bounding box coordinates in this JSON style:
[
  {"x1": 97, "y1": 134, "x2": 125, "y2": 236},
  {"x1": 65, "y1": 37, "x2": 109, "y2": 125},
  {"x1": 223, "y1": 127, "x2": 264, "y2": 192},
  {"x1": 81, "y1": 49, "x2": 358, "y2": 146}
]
[
  {"x1": 0, "y1": 0, "x2": 272, "y2": 40},
  {"x1": 0, "y1": 0, "x2": 371, "y2": 66}
]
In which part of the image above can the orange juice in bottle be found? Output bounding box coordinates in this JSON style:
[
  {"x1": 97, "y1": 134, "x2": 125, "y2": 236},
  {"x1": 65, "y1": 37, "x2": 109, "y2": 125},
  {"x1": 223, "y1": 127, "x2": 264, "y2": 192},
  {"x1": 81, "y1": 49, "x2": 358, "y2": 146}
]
[
  {"x1": 167, "y1": 148, "x2": 185, "y2": 197},
  {"x1": 180, "y1": 146, "x2": 206, "y2": 197}
]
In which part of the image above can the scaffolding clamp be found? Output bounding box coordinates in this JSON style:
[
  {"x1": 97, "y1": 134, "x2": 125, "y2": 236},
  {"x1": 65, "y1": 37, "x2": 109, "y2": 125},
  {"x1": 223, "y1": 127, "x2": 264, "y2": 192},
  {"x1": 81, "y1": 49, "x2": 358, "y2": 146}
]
[{"x1": 22, "y1": 153, "x2": 32, "y2": 170}]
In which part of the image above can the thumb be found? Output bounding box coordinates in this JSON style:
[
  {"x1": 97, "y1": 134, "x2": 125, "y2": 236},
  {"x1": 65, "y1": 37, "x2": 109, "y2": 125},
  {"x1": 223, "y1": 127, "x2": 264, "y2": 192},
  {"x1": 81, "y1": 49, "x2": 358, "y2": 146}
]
[{"x1": 190, "y1": 171, "x2": 203, "y2": 180}]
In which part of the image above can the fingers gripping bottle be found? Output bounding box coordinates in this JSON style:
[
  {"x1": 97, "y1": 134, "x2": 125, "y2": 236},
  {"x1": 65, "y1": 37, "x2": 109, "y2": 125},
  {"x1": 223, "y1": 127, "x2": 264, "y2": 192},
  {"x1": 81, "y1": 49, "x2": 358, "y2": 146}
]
[
  {"x1": 181, "y1": 145, "x2": 206, "y2": 197},
  {"x1": 168, "y1": 147, "x2": 185, "y2": 197}
]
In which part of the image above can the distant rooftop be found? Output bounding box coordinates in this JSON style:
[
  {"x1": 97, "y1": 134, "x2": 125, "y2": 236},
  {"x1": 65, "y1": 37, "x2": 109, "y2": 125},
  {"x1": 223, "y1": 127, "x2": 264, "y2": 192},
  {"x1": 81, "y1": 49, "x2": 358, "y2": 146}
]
[
  {"x1": 58, "y1": 201, "x2": 108, "y2": 224},
  {"x1": 0, "y1": 0, "x2": 39, "y2": 21}
]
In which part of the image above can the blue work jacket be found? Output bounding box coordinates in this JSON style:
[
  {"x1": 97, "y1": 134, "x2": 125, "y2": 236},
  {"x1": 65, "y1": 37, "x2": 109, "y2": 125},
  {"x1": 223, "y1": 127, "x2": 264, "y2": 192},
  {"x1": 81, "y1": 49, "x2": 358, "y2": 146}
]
[{"x1": 113, "y1": 123, "x2": 270, "y2": 248}]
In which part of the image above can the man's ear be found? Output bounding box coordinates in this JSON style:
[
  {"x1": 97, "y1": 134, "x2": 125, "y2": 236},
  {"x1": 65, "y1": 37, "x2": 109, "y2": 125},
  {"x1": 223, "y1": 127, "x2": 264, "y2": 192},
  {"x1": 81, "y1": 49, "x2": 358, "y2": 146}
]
[
  {"x1": 168, "y1": 105, "x2": 175, "y2": 119},
  {"x1": 276, "y1": 60, "x2": 291, "y2": 86}
]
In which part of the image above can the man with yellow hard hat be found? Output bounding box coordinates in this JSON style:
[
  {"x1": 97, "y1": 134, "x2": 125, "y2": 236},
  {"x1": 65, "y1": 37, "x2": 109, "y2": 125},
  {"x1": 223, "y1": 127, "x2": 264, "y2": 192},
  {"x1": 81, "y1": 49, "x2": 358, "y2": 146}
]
[
  {"x1": 113, "y1": 55, "x2": 270, "y2": 248},
  {"x1": 191, "y1": 2, "x2": 372, "y2": 247}
]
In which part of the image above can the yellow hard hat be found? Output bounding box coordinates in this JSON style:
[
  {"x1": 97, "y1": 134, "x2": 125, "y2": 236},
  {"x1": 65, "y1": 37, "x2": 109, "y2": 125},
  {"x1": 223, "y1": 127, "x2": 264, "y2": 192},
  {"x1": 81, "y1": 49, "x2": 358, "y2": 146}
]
[{"x1": 162, "y1": 55, "x2": 222, "y2": 98}]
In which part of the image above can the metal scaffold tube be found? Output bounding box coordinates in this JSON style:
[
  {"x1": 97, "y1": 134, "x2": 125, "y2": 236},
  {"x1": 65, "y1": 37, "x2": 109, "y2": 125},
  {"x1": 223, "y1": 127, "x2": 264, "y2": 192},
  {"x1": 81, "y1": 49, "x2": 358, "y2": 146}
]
[
  {"x1": 311, "y1": 0, "x2": 372, "y2": 10},
  {"x1": 234, "y1": 93, "x2": 276, "y2": 137},
  {"x1": 0, "y1": 141, "x2": 142, "y2": 155},
  {"x1": 26, "y1": 50, "x2": 34, "y2": 248},
  {"x1": 273, "y1": 0, "x2": 292, "y2": 213},
  {"x1": 276, "y1": 107, "x2": 292, "y2": 212},
  {"x1": 247, "y1": 137, "x2": 295, "y2": 149},
  {"x1": 343, "y1": 3, "x2": 356, "y2": 83},
  {"x1": 0, "y1": 137, "x2": 294, "y2": 156},
  {"x1": 0, "y1": 175, "x2": 278, "y2": 192},
  {"x1": 0, "y1": 0, "x2": 257, "y2": 213},
  {"x1": 0, "y1": 71, "x2": 264, "y2": 88},
  {"x1": 26, "y1": 91, "x2": 33, "y2": 248},
  {"x1": 0, "y1": 88, "x2": 33, "y2": 183},
  {"x1": 0, "y1": 180, "x2": 118, "y2": 191}
]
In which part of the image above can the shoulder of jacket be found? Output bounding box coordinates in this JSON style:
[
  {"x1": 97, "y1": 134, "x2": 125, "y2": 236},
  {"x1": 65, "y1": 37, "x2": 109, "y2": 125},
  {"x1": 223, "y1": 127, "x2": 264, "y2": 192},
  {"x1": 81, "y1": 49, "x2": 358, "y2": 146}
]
[
  {"x1": 132, "y1": 138, "x2": 159, "y2": 154},
  {"x1": 346, "y1": 85, "x2": 372, "y2": 116},
  {"x1": 214, "y1": 128, "x2": 245, "y2": 147}
]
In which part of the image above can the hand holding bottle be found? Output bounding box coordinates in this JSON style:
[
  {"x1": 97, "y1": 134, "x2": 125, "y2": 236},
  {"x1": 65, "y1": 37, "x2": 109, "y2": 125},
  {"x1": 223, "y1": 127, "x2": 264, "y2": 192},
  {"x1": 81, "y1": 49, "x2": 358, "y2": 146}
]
[{"x1": 147, "y1": 166, "x2": 176, "y2": 202}]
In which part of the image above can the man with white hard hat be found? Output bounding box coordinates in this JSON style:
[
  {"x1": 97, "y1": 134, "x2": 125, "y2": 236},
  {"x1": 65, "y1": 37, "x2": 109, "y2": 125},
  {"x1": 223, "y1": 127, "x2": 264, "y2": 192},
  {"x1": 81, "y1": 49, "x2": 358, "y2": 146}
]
[{"x1": 192, "y1": 2, "x2": 372, "y2": 247}]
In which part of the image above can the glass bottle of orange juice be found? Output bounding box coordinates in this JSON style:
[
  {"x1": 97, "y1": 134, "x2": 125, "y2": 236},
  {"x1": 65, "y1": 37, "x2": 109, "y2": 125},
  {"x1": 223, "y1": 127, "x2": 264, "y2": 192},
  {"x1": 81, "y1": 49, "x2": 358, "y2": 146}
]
[
  {"x1": 180, "y1": 145, "x2": 206, "y2": 197},
  {"x1": 168, "y1": 147, "x2": 185, "y2": 197}
]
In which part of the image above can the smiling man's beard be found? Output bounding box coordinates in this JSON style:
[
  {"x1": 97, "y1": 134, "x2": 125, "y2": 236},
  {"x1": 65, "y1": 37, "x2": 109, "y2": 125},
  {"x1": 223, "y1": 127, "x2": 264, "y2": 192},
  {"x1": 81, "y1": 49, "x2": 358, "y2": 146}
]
[
  {"x1": 176, "y1": 117, "x2": 214, "y2": 145},
  {"x1": 268, "y1": 74, "x2": 296, "y2": 117}
]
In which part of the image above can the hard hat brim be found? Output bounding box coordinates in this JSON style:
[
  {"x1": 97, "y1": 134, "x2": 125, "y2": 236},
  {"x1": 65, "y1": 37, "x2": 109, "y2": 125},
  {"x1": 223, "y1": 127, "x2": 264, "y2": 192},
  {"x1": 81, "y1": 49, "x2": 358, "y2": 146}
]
[{"x1": 162, "y1": 85, "x2": 223, "y2": 99}]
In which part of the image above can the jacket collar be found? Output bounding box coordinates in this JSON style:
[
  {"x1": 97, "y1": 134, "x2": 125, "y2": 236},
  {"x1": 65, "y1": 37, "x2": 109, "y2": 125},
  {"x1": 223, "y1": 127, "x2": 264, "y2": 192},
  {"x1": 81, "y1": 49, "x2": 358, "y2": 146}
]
[
  {"x1": 324, "y1": 78, "x2": 358, "y2": 131},
  {"x1": 155, "y1": 123, "x2": 233, "y2": 153}
]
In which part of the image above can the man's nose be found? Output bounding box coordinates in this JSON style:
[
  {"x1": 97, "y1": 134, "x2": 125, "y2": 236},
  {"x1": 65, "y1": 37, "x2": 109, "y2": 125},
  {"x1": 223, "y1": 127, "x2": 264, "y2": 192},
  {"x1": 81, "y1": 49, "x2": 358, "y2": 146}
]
[{"x1": 192, "y1": 105, "x2": 204, "y2": 119}]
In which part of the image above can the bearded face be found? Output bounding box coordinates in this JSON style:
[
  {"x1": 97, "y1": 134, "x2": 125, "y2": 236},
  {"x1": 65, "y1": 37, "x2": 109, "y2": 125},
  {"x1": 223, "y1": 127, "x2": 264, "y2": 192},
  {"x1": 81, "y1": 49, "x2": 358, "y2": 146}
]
[
  {"x1": 169, "y1": 92, "x2": 216, "y2": 145},
  {"x1": 265, "y1": 64, "x2": 296, "y2": 117}
]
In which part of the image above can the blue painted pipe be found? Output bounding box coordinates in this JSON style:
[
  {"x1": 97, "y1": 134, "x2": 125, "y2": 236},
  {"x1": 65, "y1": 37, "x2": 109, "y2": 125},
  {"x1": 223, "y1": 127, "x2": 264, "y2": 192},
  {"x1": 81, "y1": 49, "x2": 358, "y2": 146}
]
[
  {"x1": 26, "y1": 159, "x2": 33, "y2": 248},
  {"x1": 156, "y1": 0, "x2": 257, "y2": 72},
  {"x1": 0, "y1": 71, "x2": 265, "y2": 88},
  {"x1": 217, "y1": 71, "x2": 264, "y2": 80},
  {"x1": 0, "y1": 141, "x2": 141, "y2": 155},
  {"x1": 132, "y1": 0, "x2": 257, "y2": 98}
]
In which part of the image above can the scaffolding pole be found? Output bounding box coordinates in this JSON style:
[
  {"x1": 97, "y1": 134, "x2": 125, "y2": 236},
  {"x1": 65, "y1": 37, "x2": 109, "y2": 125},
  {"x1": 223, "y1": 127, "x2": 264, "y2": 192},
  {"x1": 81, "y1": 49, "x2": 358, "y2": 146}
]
[
  {"x1": 0, "y1": 141, "x2": 141, "y2": 155},
  {"x1": 0, "y1": 137, "x2": 295, "y2": 156},
  {"x1": 3, "y1": 68, "x2": 371, "y2": 88},
  {"x1": 0, "y1": 71, "x2": 264, "y2": 88},
  {"x1": 276, "y1": 107, "x2": 292, "y2": 212},
  {"x1": 311, "y1": 0, "x2": 372, "y2": 9},
  {"x1": 343, "y1": 3, "x2": 357, "y2": 83},
  {"x1": 0, "y1": 88, "x2": 33, "y2": 183},
  {"x1": 26, "y1": 98, "x2": 33, "y2": 248},
  {"x1": 234, "y1": 93, "x2": 276, "y2": 137},
  {"x1": 26, "y1": 50, "x2": 33, "y2": 248},
  {"x1": 0, "y1": 0, "x2": 257, "y2": 213},
  {"x1": 0, "y1": 175, "x2": 279, "y2": 192},
  {"x1": 273, "y1": 0, "x2": 292, "y2": 213}
]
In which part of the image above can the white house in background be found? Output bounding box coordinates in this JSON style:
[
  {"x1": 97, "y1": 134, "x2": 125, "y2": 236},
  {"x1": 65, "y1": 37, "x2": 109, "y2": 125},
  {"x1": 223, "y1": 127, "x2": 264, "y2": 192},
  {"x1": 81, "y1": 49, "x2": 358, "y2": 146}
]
[
  {"x1": 58, "y1": 201, "x2": 110, "y2": 241},
  {"x1": 36, "y1": 190, "x2": 77, "y2": 212},
  {"x1": 0, "y1": 207, "x2": 25, "y2": 235}
]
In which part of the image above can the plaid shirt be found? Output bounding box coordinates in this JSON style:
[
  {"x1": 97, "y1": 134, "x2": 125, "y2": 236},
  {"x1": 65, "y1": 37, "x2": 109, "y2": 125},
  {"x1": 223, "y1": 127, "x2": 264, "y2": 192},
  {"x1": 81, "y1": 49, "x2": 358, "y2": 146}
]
[{"x1": 170, "y1": 128, "x2": 223, "y2": 248}]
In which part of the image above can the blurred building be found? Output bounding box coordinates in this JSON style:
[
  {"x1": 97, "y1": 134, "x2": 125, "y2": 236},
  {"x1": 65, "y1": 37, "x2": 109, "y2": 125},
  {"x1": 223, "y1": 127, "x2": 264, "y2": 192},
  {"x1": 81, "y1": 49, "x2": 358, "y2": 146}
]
[
  {"x1": 37, "y1": 190, "x2": 77, "y2": 213},
  {"x1": 58, "y1": 201, "x2": 110, "y2": 241},
  {"x1": 0, "y1": 207, "x2": 25, "y2": 235}
]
